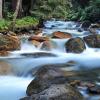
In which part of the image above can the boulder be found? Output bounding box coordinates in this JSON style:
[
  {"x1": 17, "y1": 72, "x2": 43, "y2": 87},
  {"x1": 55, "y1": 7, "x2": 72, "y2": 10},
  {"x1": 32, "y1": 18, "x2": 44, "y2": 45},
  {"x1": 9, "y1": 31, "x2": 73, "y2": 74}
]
[
  {"x1": 23, "y1": 64, "x2": 84, "y2": 100},
  {"x1": 28, "y1": 35, "x2": 49, "y2": 42},
  {"x1": 26, "y1": 66, "x2": 69, "y2": 96},
  {"x1": 25, "y1": 84, "x2": 84, "y2": 100},
  {"x1": 84, "y1": 34, "x2": 100, "y2": 48},
  {"x1": 65, "y1": 37, "x2": 86, "y2": 53},
  {"x1": 52, "y1": 31, "x2": 72, "y2": 39},
  {"x1": 81, "y1": 21, "x2": 91, "y2": 30},
  {"x1": 0, "y1": 34, "x2": 20, "y2": 51},
  {"x1": 0, "y1": 51, "x2": 9, "y2": 56}
]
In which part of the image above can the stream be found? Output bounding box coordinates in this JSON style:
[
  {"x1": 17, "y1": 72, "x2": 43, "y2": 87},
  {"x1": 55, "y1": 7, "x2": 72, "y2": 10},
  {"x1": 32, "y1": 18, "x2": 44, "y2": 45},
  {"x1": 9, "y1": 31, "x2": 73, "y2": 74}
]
[{"x1": 0, "y1": 20, "x2": 100, "y2": 100}]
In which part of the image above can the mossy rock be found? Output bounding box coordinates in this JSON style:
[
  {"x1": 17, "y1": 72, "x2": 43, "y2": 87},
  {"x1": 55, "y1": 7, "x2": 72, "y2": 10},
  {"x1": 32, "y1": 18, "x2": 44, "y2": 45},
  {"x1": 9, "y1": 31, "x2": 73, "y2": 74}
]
[
  {"x1": 84, "y1": 34, "x2": 100, "y2": 48},
  {"x1": 0, "y1": 34, "x2": 20, "y2": 51},
  {"x1": 65, "y1": 37, "x2": 86, "y2": 53}
]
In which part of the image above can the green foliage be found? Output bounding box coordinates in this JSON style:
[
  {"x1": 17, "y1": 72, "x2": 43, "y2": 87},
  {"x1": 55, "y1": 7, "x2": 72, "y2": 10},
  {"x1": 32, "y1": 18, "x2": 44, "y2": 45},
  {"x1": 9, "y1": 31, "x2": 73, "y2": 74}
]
[
  {"x1": 0, "y1": 17, "x2": 38, "y2": 31},
  {"x1": 6, "y1": 12, "x2": 14, "y2": 20},
  {"x1": 1, "y1": 0, "x2": 100, "y2": 24},
  {"x1": 72, "y1": 0, "x2": 100, "y2": 21},
  {"x1": 15, "y1": 16, "x2": 39, "y2": 28},
  {"x1": 31, "y1": 0, "x2": 71, "y2": 19},
  {"x1": 0, "y1": 19, "x2": 10, "y2": 31}
]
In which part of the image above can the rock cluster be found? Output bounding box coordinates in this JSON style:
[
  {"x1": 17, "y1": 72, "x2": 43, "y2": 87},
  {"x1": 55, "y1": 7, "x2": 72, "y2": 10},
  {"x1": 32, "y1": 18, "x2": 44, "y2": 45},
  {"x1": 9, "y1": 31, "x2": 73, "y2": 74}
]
[
  {"x1": 28, "y1": 25, "x2": 100, "y2": 53},
  {"x1": 20, "y1": 66, "x2": 84, "y2": 100}
]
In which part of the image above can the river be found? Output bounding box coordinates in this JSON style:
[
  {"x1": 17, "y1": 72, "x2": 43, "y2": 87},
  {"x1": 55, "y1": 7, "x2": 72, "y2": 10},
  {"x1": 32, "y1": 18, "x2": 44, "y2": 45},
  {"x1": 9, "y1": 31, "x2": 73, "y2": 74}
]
[{"x1": 0, "y1": 20, "x2": 100, "y2": 100}]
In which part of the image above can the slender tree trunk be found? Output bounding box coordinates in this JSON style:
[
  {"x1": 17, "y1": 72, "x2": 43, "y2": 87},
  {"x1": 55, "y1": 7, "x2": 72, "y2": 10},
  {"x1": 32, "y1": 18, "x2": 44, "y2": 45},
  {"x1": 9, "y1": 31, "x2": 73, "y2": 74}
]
[
  {"x1": 12, "y1": 0, "x2": 21, "y2": 31},
  {"x1": 0, "y1": 0, "x2": 3, "y2": 19}
]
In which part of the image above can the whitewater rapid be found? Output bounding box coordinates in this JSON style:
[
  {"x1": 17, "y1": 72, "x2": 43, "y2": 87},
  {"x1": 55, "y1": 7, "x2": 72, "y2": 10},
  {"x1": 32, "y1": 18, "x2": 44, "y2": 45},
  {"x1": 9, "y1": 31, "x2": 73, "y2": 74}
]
[{"x1": 0, "y1": 20, "x2": 100, "y2": 100}]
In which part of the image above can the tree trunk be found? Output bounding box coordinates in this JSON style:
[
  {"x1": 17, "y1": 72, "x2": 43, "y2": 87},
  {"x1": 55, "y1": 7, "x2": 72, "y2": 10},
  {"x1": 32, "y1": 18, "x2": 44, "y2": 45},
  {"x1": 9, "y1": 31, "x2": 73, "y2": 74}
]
[
  {"x1": 0, "y1": 0, "x2": 3, "y2": 19},
  {"x1": 12, "y1": 0, "x2": 21, "y2": 31}
]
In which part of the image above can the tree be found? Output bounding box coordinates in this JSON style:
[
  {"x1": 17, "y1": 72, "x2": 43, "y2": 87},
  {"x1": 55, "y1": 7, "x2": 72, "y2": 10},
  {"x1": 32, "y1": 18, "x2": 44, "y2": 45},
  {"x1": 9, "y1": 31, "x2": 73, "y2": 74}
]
[
  {"x1": 0, "y1": 0, "x2": 3, "y2": 19},
  {"x1": 12, "y1": 0, "x2": 22, "y2": 31}
]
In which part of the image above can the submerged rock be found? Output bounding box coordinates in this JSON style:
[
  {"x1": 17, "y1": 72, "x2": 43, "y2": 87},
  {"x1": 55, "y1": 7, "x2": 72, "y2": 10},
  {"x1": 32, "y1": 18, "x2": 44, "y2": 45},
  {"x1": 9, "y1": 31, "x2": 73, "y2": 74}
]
[
  {"x1": 65, "y1": 37, "x2": 86, "y2": 53},
  {"x1": 21, "y1": 52, "x2": 57, "y2": 58},
  {"x1": 40, "y1": 41, "x2": 52, "y2": 50},
  {"x1": 52, "y1": 31, "x2": 72, "y2": 39},
  {"x1": 0, "y1": 61, "x2": 13, "y2": 75},
  {"x1": 84, "y1": 34, "x2": 100, "y2": 48},
  {"x1": 40, "y1": 40, "x2": 57, "y2": 50},
  {"x1": 0, "y1": 34, "x2": 20, "y2": 51},
  {"x1": 32, "y1": 61, "x2": 78, "y2": 76},
  {"x1": 33, "y1": 65, "x2": 66, "y2": 79}
]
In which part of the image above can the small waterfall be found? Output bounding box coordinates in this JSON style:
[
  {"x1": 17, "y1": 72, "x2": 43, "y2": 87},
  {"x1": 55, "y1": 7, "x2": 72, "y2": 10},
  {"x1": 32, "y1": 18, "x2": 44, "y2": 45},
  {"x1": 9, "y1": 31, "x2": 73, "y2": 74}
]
[{"x1": 12, "y1": 37, "x2": 39, "y2": 54}]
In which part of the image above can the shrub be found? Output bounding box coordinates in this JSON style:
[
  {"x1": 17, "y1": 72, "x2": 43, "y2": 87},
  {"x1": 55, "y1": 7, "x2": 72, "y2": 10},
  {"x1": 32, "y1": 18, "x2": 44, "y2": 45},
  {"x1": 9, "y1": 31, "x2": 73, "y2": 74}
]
[{"x1": 0, "y1": 17, "x2": 38, "y2": 31}]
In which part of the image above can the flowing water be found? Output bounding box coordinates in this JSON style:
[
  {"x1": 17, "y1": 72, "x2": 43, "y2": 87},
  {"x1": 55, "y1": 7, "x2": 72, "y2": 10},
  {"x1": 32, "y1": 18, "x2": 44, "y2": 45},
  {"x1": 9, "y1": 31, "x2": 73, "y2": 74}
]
[{"x1": 0, "y1": 20, "x2": 100, "y2": 100}]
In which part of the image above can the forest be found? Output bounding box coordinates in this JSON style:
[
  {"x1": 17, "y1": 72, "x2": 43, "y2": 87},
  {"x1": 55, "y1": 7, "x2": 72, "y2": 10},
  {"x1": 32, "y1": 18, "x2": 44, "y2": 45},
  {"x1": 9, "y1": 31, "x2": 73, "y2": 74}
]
[
  {"x1": 0, "y1": 0, "x2": 100, "y2": 31},
  {"x1": 0, "y1": 0, "x2": 100, "y2": 100}
]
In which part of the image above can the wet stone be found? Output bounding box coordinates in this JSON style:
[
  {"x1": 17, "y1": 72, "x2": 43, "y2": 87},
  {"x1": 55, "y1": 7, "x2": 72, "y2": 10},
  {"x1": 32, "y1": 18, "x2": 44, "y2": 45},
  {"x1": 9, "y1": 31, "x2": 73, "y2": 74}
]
[
  {"x1": 84, "y1": 34, "x2": 100, "y2": 48},
  {"x1": 65, "y1": 37, "x2": 86, "y2": 53},
  {"x1": 52, "y1": 31, "x2": 72, "y2": 39},
  {"x1": 87, "y1": 85, "x2": 100, "y2": 94},
  {"x1": 26, "y1": 84, "x2": 84, "y2": 100}
]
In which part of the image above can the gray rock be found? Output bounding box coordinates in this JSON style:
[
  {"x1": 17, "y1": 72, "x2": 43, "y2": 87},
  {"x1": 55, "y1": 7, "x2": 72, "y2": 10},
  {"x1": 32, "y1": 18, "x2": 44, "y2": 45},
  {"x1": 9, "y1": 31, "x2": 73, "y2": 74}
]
[
  {"x1": 27, "y1": 65, "x2": 76, "y2": 95},
  {"x1": 28, "y1": 84, "x2": 84, "y2": 100}
]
